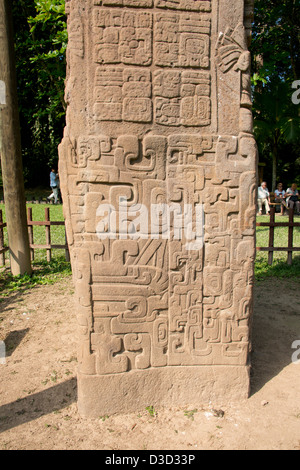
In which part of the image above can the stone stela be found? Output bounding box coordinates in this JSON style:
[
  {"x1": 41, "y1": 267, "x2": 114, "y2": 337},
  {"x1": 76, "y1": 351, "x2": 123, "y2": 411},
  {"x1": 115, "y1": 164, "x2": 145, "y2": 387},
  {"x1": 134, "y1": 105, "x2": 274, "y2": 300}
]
[{"x1": 59, "y1": 0, "x2": 257, "y2": 417}]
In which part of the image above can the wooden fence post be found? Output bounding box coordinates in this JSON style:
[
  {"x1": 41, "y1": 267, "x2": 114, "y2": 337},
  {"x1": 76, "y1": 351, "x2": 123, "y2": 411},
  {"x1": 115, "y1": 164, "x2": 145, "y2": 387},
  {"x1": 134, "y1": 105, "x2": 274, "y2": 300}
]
[
  {"x1": 27, "y1": 207, "x2": 34, "y2": 262},
  {"x1": 268, "y1": 206, "x2": 275, "y2": 266},
  {"x1": 287, "y1": 207, "x2": 294, "y2": 266},
  {"x1": 45, "y1": 207, "x2": 52, "y2": 262},
  {"x1": 0, "y1": 209, "x2": 5, "y2": 266}
]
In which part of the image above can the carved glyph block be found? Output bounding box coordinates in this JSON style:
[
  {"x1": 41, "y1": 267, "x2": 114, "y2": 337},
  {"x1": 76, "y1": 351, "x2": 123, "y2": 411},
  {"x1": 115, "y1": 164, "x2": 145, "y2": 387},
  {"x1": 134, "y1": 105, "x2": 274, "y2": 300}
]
[{"x1": 59, "y1": 0, "x2": 257, "y2": 416}]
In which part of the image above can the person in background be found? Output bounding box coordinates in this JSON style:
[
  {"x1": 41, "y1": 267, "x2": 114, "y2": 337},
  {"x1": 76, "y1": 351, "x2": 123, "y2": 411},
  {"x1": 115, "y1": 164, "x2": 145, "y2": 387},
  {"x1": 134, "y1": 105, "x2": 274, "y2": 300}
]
[
  {"x1": 274, "y1": 182, "x2": 286, "y2": 216},
  {"x1": 257, "y1": 181, "x2": 270, "y2": 215},
  {"x1": 286, "y1": 183, "x2": 300, "y2": 215},
  {"x1": 47, "y1": 169, "x2": 59, "y2": 204}
]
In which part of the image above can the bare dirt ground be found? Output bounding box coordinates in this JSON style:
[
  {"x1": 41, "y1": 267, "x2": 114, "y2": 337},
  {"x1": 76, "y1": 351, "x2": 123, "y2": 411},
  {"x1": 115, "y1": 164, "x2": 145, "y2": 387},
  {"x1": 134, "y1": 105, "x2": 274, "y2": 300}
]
[{"x1": 0, "y1": 276, "x2": 299, "y2": 450}]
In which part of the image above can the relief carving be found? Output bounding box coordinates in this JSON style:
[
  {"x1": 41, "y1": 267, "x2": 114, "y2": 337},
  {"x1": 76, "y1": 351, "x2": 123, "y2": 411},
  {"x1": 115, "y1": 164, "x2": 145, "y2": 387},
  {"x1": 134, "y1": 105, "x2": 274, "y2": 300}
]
[
  {"x1": 59, "y1": 0, "x2": 256, "y2": 414},
  {"x1": 215, "y1": 23, "x2": 252, "y2": 110}
]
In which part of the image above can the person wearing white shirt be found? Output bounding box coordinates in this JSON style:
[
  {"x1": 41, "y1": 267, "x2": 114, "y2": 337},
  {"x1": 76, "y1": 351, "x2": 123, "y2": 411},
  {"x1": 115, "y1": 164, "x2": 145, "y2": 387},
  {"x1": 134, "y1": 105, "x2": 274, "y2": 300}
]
[{"x1": 257, "y1": 181, "x2": 270, "y2": 215}]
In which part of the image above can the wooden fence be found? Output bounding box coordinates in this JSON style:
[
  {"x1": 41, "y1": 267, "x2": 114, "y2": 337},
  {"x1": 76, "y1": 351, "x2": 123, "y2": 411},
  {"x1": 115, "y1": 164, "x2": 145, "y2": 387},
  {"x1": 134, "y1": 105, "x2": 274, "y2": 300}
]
[
  {"x1": 1, "y1": 205, "x2": 299, "y2": 269},
  {"x1": 256, "y1": 205, "x2": 300, "y2": 265},
  {"x1": 0, "y1": 207, "x2": 69, "y2": 266},
  {"x1": 27, "y1": 207, "x2": 70, "y2": 262}
]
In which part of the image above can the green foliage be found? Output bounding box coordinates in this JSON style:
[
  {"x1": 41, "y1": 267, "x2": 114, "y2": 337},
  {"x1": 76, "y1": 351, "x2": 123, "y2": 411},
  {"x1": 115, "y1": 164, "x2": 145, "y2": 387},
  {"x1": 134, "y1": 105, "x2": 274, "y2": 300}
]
[
  {"x1": 251, "y1": 73, "x2": 267, "y2": 87},
  {"x1": 12, "y1": 0, "x2": 67, "y2": 187},
  {"x1": 145, "y1": 406, "x2": 157, "y2": 417},
  {"x1": 253, "y1": 82, "x2": 300, "y2": 146},
  {"x1": 251, "y1": 0, "x2": 300, "y2": 82},
  {"x1": 253, "y1": 81, "x2": 300, "y2": 188},
  {"x1": 251, "y1": 0, "x2": 300, "y2": 190},
  {"x1": 10, "y1": 1, "x2": 299, "y2": 191},
  {"x1": 184, "y1": 409, "x2": 198, "y2": 421},
  {"x1": 28, "y1": 0, "x2": 67, "y2": 65}
]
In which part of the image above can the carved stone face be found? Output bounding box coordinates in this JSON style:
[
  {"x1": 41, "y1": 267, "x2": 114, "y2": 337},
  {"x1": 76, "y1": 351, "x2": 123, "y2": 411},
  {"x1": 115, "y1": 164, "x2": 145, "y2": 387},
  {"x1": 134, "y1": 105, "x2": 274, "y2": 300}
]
[{"x1": 59, "y1": 0, "x2": 256, "y2": 417}]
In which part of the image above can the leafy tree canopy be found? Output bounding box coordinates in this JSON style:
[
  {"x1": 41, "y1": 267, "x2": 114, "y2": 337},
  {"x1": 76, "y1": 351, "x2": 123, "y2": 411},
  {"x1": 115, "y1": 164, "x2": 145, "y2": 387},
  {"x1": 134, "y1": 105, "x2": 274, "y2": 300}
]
[
  {"x1": 12, "y1": 0, "x2": 67, "y2": 188},
  {"x1": 2, "y1": 0, "x2": 299, "y2": 192},
  {"x1": 252, "y1": 0, "x2": 300, "y2": 82},
  {"x1": 251, "y1": 0, "x2": 300, "y2": 189}
]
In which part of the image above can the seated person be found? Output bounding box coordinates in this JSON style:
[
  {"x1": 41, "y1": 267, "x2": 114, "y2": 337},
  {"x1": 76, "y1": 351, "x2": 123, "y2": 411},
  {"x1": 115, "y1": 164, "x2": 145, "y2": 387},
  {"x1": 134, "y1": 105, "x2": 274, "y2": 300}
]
[
  {"x1": 257, "y1": 181, "x2": 270, "y2": 215},
  {"x1": 274, "y1": 183, "x2": 286, "y2": 215},
  {"x1": 286, "y1": 183, "x2": 300, "y2": 214}
]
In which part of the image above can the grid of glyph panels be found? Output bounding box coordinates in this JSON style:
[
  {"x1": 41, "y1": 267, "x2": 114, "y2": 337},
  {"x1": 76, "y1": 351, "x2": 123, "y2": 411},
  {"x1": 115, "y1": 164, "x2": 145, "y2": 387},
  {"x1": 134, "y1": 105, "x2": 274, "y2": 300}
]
[{"x1": 92, "y1": 0, "x2": 212, "y2": 126}]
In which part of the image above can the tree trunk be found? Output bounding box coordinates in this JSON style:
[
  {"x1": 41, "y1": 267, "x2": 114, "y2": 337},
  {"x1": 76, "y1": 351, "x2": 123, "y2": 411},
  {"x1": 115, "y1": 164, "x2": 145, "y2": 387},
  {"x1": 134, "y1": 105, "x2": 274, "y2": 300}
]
[
  {"x1": 272, "y1": 142, "x2": 278, "y2": 192},
  {"x1": 0, "y1": 0, "x2": 32, "y2": 275}
]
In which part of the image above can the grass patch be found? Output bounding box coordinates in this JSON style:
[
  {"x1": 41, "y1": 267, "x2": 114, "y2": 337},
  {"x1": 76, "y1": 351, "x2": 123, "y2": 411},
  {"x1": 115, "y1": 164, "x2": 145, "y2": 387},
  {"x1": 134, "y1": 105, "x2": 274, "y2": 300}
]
[
  {"x1": 255, "y1": 253, "x2": 300, "y2": 281},
  {"x1": 0, "y1": 256, "x2": 72, "y2": 299},
  {"x1": 255, "y1": 213, "x2": 300, "y2": 281}
]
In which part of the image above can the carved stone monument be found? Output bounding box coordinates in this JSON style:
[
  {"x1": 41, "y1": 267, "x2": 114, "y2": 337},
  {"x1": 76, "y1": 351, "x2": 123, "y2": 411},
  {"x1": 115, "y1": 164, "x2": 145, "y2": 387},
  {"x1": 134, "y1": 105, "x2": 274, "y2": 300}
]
[{"x1": 59, "y1": 0, "x2": 257, "y2": 417}]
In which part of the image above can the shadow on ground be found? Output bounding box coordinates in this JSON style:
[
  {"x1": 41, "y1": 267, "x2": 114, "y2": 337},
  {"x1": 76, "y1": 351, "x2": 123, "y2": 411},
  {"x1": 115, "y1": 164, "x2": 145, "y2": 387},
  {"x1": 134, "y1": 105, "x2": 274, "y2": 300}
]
[
  {"x1": 0, "y1": 378, "x2": 77, "y2": 433},
  {"x1": 250, "y1": 278, "x2": 300, "y2": 395},
  {"x1": 4, "y1": 329, "x2": 29, "y2": 357},
  {"x1": 0, "y1": 278, "x2": 299, "y2": 434}
]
